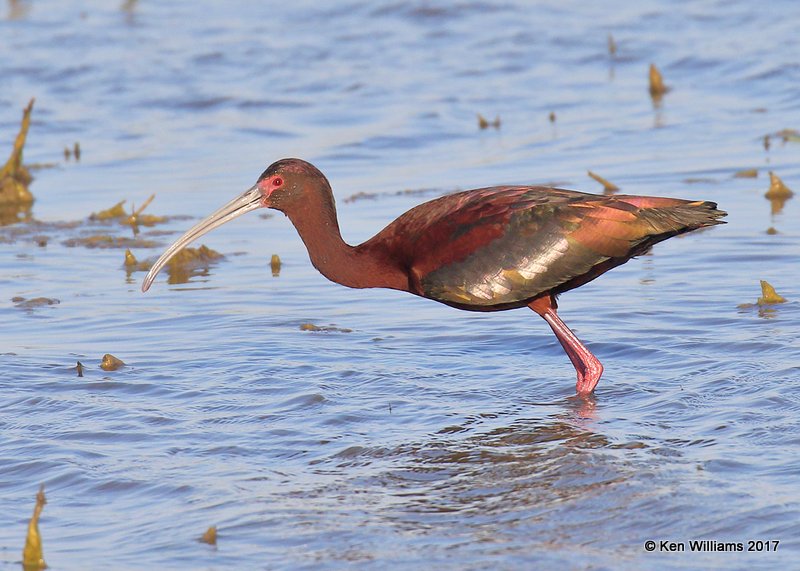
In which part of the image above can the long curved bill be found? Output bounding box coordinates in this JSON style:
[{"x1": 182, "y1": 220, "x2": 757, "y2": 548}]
[{"x1": 141, "y1": 185, "x2": 262, "y2": 292}]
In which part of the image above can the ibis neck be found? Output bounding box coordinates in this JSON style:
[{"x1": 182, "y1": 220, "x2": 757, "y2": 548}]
[{"x1": 284, "y1": 197, "x2": 408, "y2": 292}]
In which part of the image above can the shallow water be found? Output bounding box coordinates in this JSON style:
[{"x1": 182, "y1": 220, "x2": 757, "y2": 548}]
[{"x1": 2, "y1": 1, "x2": 799, "y2": 569}]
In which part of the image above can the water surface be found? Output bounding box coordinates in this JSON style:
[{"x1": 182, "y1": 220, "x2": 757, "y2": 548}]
[{"x1": 1, "y1": 1, "x2": 799, "y2": 569}]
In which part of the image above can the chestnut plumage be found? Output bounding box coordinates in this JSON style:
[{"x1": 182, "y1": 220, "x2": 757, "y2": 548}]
[{"x1": 143, "y1": 158, "x2": 726, "y2": 395}]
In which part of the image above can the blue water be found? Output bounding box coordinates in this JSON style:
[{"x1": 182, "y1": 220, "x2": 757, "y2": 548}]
[{"x1": 2, "y1": 1, "x2": 799, "y2": 569}]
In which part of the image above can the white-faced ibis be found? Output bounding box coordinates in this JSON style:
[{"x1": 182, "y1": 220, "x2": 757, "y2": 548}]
[{"x1": 142, "y1": 159, "x2": 726, "y2": 395}]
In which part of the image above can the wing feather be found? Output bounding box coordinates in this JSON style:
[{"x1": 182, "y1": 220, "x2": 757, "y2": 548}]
[{"x1": 373, "y1": 186, "x2": 724, "y2": 309}]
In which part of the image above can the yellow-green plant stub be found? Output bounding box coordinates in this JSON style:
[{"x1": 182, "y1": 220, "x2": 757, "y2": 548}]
[
  {"x1": 648, "y1": 64, "x2": 669, "y2": 98},
  {"x1": 124, "y1": 249, "x2": 138, "y2": 267},
  {"x1": 270, "y1": 254, "x2": 281, "y2": 277},
  {"x1": 200, "y1": 526, "x2": 217, "y2": 545},
  {"x1": 587, "y1": 170, "x2": 620, "y2": 193},
  {"x1": 757, "y1": 280, "x2": 787, "y2": 305},
  {"x1": 123, "y1": 249, "x2": 152, "y2": 274},
  {"x1": 765, "y1": 172, "x2": 794, "y2": 199},
  {"x1": 22, "y1": 485, "x2": 47, "y2": 571},
  {"x1": 765, "y1": 172, "x2": 794, "y2": 215},
  {"x1": 0, "y1": 99, "x2": 35, "y2": 206},
  {"x1": 100, "y1": 354, "x2": 125, "y2": 371}
]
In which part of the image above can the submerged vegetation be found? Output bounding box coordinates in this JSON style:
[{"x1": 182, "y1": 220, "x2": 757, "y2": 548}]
[
  {"x1": 89, "y1": 200, "x2": 128, "y2": 221},
  {"x1": 12, "y1": 296, "x2": 60, "y2": 310},
  {"x1": 124, "y1": 245, "x2": 224, "y2": 283},
  {"x1": 90, "y1": 194, "x2": 168, "y2": 234},
  {"x1": 300, "y1": 323, "x2": 353, "y2": 333},
  {"x1": 0, "y1": 117, "x2": 222, "y2": 285}
]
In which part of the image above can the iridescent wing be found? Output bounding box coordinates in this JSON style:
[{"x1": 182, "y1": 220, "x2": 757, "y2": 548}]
[{"x1": 386, "y1": 186, "x2": 721, "y2": 308}]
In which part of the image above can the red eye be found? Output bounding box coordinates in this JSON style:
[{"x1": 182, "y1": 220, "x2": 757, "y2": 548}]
[{"x1": 272, "y1": 177, "x2": 283, "y2": 187}]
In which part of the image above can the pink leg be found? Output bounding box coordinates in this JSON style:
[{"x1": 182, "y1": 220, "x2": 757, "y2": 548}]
[{"x1": 529, "y1": 297, "x2": 603, "y2": 396}]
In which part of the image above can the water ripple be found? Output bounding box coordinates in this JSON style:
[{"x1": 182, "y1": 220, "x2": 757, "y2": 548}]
[{"x1": 2, "y1": 0, "x2": 800, "y2": 569}]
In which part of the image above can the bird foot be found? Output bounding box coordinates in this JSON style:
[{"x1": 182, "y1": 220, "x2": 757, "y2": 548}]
[{"x1": 575, "y1": 357, "x2": 603, "y2": 396}]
